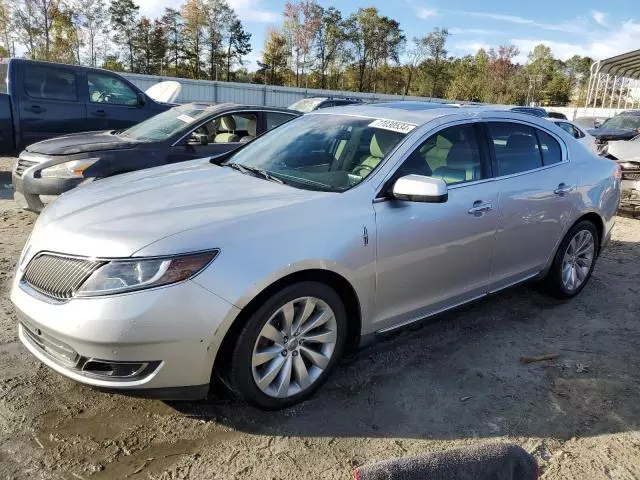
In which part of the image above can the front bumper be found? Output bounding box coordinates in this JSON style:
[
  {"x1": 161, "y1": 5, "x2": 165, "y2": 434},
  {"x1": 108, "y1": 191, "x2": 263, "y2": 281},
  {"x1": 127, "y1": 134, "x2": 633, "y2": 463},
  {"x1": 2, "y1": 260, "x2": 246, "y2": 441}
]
[
  {"x1": 11, "y1": 277, "x2": 240, "y2": 398},
  {"x1": 12, "y1": 169, "x2": 84, "y2": 212},
  {"x1": 620, "y1": 178, "x2": 640, "y2": 214}
]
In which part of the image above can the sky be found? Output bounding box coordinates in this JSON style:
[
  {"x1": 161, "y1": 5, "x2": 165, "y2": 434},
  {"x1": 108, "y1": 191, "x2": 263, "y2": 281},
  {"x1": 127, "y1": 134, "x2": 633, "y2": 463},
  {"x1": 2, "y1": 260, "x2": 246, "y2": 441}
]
[{"x1": 135, "y1": 0, "x2": 639, "y2": 70}]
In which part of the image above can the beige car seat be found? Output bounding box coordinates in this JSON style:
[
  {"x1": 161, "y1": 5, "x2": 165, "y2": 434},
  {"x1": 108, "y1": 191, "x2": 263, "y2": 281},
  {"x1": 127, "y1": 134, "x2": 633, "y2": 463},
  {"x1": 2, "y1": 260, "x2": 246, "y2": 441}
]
[{"x1": 215, "y1": 116, "x2": 240, "y2": 143}]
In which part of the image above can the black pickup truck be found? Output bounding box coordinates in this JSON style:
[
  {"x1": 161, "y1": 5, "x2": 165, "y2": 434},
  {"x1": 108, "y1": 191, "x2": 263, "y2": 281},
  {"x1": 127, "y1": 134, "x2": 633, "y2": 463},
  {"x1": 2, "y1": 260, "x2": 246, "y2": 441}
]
[{"x1": 0, "y1": 59, "x2": 172, "y2": 155}]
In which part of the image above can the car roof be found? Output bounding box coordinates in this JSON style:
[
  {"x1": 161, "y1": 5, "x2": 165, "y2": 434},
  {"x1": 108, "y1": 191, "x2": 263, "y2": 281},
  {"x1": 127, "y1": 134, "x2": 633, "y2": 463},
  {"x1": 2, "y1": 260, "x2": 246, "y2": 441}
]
[
  {"x1": 617, "y1": 110, "x2": 640, "y2": 116},
  {"x1": 311, "y1": 101, "x2": 570, "y2": 130},
  {"x1": 183, "y1": 102, "x2": 298, "y2": 114},
  {"x1": 314, "y1": 101, "x2": 462, "y2": 124}
]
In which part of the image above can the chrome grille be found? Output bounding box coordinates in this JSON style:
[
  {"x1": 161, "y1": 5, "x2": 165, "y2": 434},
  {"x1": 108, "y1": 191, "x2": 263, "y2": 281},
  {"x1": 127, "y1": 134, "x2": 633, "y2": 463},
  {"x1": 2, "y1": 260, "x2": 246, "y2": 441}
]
[
  {"x1": 14, "y1": 159, "x2": 38, "y2": 177},
  {"x1": 22, "y1": 254, "x2": 105, "y2": 301}
]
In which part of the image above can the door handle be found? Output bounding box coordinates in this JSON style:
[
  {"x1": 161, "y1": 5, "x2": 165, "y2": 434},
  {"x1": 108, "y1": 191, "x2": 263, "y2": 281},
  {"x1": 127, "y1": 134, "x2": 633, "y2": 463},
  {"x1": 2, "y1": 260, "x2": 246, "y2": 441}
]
[
  {"x1": 27, "y1": 105, "x2": 45, "y2": 114},
  {"x1": 554, "y1": 183, "x2": 574, "y2": 196},
  {"x1": 468, "y1": 201, "x2": 493, "y2": 215},
  {"x1": 91, "y1": 110, "x2": 107, "y2": 117}
]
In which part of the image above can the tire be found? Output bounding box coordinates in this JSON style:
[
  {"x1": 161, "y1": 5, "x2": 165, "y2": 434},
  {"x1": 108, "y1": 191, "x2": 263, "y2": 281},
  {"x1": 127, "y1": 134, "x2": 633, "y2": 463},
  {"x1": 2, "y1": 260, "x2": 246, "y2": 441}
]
[
  {"x1": 228, "y1": 281, "x2": 347, "y2": 409},
  {"x1": 542, "y1": 220, "x2": 599, "y2": 299}
]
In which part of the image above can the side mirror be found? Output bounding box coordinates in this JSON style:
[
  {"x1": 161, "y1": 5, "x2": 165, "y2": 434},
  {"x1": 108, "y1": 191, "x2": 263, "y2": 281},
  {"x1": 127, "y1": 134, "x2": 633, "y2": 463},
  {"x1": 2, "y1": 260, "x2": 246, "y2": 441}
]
[
  {"x1": 137, "y1": 93, "x2": 146, "y2": 107},
  {"x1": 392, "y1": 174, "x2": 448, "y2": 203}
]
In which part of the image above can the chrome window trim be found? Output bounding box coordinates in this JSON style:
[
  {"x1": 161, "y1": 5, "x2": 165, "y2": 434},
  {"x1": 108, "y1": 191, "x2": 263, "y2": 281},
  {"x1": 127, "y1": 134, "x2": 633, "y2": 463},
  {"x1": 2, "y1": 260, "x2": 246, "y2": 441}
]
[
  {"x1": 481, "y1": 117, "x2": 570, "y2": 167},
  {"x1": 170, "y1": 109, "x2": 294, "y2": 147},
  {"x1": 371, "y1": 115, "x2": 572, "y2": 200}
]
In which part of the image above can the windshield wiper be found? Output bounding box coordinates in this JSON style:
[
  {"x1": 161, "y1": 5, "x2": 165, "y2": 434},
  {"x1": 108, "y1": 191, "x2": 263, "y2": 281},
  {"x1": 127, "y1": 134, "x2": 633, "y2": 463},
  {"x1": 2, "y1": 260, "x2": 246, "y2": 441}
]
[{"x1": 225, "y1": 162, "x2": 285, "y2": 184}]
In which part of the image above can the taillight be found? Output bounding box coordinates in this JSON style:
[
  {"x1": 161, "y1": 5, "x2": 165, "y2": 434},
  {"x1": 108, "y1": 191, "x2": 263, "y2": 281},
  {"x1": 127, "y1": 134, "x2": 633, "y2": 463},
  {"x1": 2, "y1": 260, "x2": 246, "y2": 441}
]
[{"x1": 614, "y1": 163, "x2": 622, "y2": 180}]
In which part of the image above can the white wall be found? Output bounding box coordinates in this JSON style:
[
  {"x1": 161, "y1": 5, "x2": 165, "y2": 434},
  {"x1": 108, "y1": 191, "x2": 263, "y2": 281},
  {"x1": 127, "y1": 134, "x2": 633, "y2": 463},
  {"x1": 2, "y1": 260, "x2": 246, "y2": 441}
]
[
  {"x1": 544, "y1": 106, "x2": 628, "y2": 120},
  {"x1": 121, "y1": 72, "x2": 634, "y2": 120}
]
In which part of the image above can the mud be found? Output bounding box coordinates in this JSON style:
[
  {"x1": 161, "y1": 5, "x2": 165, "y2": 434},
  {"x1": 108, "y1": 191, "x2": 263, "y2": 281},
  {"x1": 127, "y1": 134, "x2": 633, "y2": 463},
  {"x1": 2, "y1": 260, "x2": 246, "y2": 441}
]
[{"x1": 0, "y1": 156, "x2": 639, "y2": 479}]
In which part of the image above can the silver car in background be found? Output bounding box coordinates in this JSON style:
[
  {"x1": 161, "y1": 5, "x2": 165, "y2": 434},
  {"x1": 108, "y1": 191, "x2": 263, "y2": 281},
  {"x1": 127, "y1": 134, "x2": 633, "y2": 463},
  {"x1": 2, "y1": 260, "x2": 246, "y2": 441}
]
[{"x1": 11, "y1": 102, "x2": 621, "y2": 409}]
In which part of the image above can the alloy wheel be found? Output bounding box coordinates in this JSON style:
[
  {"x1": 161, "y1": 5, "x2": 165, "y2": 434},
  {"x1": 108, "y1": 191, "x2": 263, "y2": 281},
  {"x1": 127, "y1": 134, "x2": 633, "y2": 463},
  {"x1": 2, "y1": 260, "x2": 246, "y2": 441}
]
[
  {"x1": 561, "y1": 229, "x2": 595, "y2": 291},
  {"x1": 251, "y1": 297, "x2": 338, "y2": 398}
]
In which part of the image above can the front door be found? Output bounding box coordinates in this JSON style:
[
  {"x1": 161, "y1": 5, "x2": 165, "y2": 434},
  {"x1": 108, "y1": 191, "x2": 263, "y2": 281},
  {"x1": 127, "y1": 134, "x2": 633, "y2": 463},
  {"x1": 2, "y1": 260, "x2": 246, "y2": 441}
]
[
  {"x1": 166, "y1": 112, "x2": 259, "y2": 163},
  {"x1": 85, "y1": 72, "x2": 148, "y2": 130},
  {"x1": 485, "y1": 121, "x2": 578, "y2": 290},
  {"x1": 373, "y1": 122, "x2": 499, "y2": 331}
]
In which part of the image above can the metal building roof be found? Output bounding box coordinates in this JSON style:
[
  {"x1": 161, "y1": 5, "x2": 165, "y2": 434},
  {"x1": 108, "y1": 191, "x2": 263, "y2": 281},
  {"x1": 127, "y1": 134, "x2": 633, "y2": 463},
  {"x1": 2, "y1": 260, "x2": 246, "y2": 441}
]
[{"x1": 595, "y1": 49, "x2": 640, "y2": 79}]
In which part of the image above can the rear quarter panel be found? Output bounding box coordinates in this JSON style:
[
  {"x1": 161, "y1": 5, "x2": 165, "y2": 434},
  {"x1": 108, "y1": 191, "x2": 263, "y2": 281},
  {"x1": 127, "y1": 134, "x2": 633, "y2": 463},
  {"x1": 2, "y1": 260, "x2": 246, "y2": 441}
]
[{"x1": 573, "y1": 149, "x2": 620, "y2": 243}]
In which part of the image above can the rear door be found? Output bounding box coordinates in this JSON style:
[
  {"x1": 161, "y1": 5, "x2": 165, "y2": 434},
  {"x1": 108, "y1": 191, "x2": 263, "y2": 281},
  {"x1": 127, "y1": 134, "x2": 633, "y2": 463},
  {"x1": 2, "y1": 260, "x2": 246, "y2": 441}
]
[
  {"x1": 85, "y1": 71, "x2": 147, "y2": 130},
  {"x1": 485, "y1": 120, "x2": 578, "y2": 290},
  {"x1": 18, "y1": 62, "x2": 86, "y2": 149}
]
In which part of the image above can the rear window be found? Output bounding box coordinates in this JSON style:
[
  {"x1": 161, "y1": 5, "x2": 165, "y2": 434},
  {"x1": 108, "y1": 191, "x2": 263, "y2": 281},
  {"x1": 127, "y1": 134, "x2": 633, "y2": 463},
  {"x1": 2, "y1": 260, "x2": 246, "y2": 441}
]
[
  {"x1": 23, "y1": 65, "x2": 77, "y2": 101},
  {"x1": 537, "y1": 130, "x2": 562, "y2": 165}
]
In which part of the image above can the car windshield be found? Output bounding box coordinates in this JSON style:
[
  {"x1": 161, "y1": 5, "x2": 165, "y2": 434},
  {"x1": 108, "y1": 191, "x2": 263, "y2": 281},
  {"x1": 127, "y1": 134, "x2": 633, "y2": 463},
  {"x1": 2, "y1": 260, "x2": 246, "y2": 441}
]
[
  {"x1": 600, "y1": 115, "x2": 640, "y2": 130},
  {"x1": 223, "y1": 113, "x2": 409, "y2": 192},
  {"x1": 289, "y1": 98, "x2": 324, "y2": 113},
  {"x1": 118, "y1": 105, "x2": 210, "y2": 141}
]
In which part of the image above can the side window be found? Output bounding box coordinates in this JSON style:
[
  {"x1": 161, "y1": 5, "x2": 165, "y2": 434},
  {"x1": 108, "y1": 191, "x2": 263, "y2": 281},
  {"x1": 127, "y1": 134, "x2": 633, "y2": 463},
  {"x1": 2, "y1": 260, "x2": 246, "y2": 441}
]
[
  {"x1": 557, "y1": 122, "x2": 574, "y2": 136},
  {"x1": 189, "y1": 112, "x2": 258, "y2": 145},
  {"x1": 536, "y1": 130, "x2": 562, "y2": 165},
  {"x1": 87, "y1": 73, "x2": 138, "y2": 106},
  {"x1": 397, "y1": 123, "x2": 485, "y2": 185},
  {"x1": 488, "y1": 122, "x2": 542, "y2": 176},
  {"x1": 573, "y1": 126, "x2": 585, "y2": 139},
  {"x1": 23, "y1": 65, "x2": 77, "y2": 101},
  {"x1": 266, "y1": 112, "x2": 295, "y2": 131}
]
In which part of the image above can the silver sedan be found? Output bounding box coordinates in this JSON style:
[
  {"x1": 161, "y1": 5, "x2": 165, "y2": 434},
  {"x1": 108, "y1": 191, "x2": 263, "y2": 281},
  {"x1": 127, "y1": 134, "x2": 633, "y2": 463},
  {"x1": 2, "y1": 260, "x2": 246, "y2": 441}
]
[{"x1": 11, "y1": 103, "x2": 621, "y2": 409}]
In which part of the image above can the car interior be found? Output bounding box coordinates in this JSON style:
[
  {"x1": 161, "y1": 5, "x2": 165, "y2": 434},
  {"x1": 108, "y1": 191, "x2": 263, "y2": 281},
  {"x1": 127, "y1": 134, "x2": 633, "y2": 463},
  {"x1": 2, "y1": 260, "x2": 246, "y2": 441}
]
[
  {"x1": 191, "y1": 113, "x2": 258, "y2": 144},
  {"x1": 268, "y1": 121, "x2": 488, "y2": 190}
]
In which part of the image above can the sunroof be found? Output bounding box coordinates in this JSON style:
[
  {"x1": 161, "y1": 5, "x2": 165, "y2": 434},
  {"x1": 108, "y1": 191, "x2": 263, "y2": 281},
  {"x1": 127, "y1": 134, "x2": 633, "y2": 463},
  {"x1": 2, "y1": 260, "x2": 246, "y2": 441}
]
[{"x1": 369, "y1": 101, "x2": 456, "y2": 111}]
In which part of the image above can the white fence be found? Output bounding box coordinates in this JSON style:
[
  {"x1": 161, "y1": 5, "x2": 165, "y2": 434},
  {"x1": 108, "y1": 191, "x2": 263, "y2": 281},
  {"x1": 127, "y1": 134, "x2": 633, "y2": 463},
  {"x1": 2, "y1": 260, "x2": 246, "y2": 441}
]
[
  {"x1": 547, "y1": 106, "x2": 629, "y2": 120},
  {"x1": 121, "y1": 72, "x2": 455, "y2": 108},
  {"x1": 124, "y1": 72, "x2": 627, "y2": 120}
]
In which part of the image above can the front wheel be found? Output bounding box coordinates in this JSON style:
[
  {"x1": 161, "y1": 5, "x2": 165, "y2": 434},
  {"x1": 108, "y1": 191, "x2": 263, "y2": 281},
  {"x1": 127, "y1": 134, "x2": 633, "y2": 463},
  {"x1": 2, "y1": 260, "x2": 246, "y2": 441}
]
[
  {"x1": 228, "y1": 282, "x2": 347, "y2": 409},
  {"x1": 542, "y1": 220, "x2": 599, "y2": 298}
]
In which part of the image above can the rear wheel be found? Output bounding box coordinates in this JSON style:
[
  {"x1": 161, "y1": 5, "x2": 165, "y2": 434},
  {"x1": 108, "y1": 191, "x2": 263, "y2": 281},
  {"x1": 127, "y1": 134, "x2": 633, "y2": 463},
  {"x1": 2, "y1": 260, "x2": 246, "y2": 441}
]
[
  {"x1": 543, "y1": 220, "x2": 599, "y2": 298},
  {"x1": 228, "y1": 282, "x2": 347, "y2": 409}
]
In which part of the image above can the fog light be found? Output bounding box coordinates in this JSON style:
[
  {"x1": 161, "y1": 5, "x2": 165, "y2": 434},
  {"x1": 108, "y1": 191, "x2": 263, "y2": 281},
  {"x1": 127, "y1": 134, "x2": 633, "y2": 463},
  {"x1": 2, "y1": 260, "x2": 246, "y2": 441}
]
[{"x1": 81, "y1": 359, "x2": 160, "y2": 379}]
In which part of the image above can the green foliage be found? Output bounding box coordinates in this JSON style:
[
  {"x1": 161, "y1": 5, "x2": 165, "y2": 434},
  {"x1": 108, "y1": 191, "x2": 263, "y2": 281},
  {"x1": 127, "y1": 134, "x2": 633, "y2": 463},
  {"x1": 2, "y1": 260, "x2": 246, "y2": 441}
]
[{"x1": 5, "y1": 0, "x2": 593, "y2": 106}]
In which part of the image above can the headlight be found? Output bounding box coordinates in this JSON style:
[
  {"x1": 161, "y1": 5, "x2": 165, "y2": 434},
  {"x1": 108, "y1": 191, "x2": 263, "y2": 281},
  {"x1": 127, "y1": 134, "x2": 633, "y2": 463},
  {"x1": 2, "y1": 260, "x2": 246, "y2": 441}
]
[
  {"x1": 76, "y1": 250, "x2": 218, "y2": 297},
  {"x1": 40, "y1": 158, "x2": 99, "y2": 178}
]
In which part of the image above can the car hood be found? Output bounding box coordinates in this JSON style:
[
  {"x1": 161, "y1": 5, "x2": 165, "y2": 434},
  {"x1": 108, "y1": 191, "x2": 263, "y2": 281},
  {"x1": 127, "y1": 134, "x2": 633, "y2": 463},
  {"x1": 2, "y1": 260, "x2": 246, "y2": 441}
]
[
  {"x1": 30, "y1": 160, "x2": 326, "y2": 258},
  {"x1": 587, "y1": 128, "x2": 639, "y2": 141},
  {"x1": 26, "y1": 131, "x2": 140, "y2": 155}
]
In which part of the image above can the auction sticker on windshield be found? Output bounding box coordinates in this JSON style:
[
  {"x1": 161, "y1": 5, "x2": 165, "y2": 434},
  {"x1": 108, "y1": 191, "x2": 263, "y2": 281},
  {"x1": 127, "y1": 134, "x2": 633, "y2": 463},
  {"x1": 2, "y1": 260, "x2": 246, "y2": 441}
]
[
  {"x1": 368, "y1": 119, "x2": 416, "y2": 134},
  {"x1": 177, "y1": 114, "x2": 196, "y2": 123}
]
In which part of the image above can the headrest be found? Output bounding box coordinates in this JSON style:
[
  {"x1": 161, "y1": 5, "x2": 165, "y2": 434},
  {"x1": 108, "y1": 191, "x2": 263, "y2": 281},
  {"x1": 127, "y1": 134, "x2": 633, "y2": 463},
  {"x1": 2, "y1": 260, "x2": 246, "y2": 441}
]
[
  {"x1": 219, "y1": 116, "x2": 236, "y2": 131},
  {"x1": 506, "y1": 133, "x2": 537, "y2": 150},
  {"x1": 370, "y1": 130, "x2": 400, "y2": 158},
  {"x1": 446, "y1": 142, "x2": 475, "y2": 166}
]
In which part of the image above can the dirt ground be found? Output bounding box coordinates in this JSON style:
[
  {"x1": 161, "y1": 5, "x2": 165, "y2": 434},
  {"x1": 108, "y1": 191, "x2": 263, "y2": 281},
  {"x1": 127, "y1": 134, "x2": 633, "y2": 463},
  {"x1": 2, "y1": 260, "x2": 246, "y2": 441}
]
[{"x1": 0, "y1": 155, "x2": 639, "y2": 480}]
